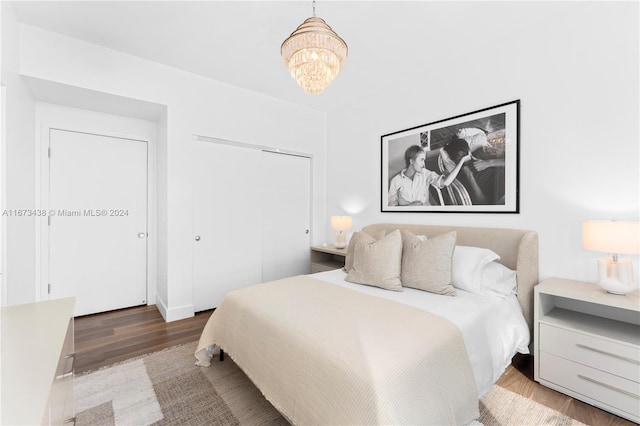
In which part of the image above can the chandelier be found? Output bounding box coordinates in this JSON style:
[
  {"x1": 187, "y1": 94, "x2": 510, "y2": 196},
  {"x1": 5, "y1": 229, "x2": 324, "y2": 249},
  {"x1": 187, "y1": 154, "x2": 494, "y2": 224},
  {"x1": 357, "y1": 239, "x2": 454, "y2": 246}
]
[{"x1": 281, "y1": 0, "x2": 348, "y2": 95}]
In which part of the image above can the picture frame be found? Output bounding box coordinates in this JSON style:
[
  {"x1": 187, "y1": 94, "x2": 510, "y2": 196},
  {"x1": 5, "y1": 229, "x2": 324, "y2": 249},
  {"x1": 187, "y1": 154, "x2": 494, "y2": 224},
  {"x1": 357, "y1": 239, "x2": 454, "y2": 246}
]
[{"x1": 381, "y1": 100, "x2": 520, "y2": 213}]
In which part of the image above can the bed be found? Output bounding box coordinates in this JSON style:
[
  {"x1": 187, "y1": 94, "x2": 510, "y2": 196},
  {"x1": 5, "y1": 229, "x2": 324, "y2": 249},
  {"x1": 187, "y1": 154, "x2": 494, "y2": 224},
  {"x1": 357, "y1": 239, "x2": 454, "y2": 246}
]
[{"x1": 195, "y1": 223, "x2": 539, "y2": 425}]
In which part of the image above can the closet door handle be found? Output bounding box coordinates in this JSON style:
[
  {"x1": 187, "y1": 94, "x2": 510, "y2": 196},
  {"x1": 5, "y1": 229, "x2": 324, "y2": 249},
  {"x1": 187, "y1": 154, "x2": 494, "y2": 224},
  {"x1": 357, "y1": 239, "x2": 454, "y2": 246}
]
[{"x1": 195, "y1": 236, "x2": 201, "y2": 242}]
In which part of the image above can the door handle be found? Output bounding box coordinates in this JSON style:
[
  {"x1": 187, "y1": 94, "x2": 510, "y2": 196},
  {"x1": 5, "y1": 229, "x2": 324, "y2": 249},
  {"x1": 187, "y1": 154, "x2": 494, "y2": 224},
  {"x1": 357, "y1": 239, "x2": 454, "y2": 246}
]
[
  {"x1": 138, "y1": 232, "x2": 146, "y2": 239},
  {"x1": 195, "y1": 235, "x2": 201, "y2": 241}
]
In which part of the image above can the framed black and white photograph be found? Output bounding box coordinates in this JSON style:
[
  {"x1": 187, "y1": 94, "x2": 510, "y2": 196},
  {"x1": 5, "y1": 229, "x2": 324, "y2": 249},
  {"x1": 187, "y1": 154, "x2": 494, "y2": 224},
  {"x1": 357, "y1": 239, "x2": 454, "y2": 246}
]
[{"x1": 381, "y1": 100, "x2": 520, "y2": 213}]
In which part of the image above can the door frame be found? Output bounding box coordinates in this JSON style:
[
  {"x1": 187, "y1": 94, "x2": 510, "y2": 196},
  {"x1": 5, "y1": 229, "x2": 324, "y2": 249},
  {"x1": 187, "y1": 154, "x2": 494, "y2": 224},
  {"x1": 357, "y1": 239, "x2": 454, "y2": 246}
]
[
  {"x1": 36, "y1": 103, "x2": 157, "y2": 308},
  {"x1": 0, "y1": 85, "x2": 6, "y2": 307}
]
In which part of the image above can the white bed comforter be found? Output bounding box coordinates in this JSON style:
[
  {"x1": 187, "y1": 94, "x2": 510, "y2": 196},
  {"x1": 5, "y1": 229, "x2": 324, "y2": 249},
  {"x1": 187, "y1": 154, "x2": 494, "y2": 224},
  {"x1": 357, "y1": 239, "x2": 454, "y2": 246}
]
[
  {"x1": 196, "y1": 275, "x2": 480, "y2": 425},
  {"x1": 318, "y1": 268, "x2": 531, "y2": 397}
]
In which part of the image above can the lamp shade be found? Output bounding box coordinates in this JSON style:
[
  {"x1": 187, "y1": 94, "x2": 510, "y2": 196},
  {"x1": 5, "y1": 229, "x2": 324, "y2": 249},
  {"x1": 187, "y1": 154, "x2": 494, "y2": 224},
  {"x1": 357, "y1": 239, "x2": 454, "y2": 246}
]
[
  {"x1": 582, "y1": 220, "x2": 640, "y2": 254},
  {"x1": 331, "y1": 216, "x2": 352, "y2": 232}
]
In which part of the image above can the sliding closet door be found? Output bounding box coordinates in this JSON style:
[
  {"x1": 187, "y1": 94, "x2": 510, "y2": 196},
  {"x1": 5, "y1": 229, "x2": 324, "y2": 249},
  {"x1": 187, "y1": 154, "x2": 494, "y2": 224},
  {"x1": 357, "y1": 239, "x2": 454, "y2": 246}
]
[
  {"x1": 261, "y1": 151, "x2": 311, "y2": 282},
  {"x1": 192, "y1": 141, "x2": 262, "y2": 312}
]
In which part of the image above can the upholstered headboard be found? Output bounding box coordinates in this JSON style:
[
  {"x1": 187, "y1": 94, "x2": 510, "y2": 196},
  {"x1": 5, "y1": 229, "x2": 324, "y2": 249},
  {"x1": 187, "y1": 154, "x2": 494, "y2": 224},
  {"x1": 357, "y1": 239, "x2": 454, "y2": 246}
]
[{"x1": 362, "y1": 223, "x2": 539, "y2": 330}]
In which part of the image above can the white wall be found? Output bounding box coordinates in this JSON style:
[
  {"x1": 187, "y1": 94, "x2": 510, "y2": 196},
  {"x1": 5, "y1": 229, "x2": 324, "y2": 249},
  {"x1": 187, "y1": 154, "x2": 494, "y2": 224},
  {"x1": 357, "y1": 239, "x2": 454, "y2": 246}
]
[
  {"x1": 326, "y1": 2, "x2": 639, "y2": 284},
  {"x1": 1, "y1": 3, "x2": 36, "y2": 305},
  {"x1": 13, "y1": 23, "x2": 326, "y2": 320}
]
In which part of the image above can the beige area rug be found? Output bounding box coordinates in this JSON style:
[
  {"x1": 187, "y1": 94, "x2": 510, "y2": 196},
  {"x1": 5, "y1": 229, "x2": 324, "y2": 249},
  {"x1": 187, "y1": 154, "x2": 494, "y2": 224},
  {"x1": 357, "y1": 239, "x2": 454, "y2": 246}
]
[{"x1": 75, "y1": 342, "x2": 586, "y2": 426}]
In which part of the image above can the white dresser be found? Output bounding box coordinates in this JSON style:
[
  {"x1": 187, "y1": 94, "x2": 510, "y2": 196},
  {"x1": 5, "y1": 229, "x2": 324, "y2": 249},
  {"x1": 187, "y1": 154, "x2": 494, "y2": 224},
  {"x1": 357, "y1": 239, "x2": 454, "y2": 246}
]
[
  {"x1": 1, "y1": 298, "x2": 75, "y2": 425},
  {"x1": 534, "y1": 278, "x2": 639, "y2": 423}
]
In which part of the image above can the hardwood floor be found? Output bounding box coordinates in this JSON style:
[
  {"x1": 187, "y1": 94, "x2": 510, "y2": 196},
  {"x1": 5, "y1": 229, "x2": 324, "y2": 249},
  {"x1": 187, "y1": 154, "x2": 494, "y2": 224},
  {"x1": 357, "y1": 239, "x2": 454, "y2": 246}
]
[
  {"x1": 75, "y1": 305, "x2": 635, "y2": 426},
  {"x1": 74, "y1": 304, "x2": 212, "y2": 374}
]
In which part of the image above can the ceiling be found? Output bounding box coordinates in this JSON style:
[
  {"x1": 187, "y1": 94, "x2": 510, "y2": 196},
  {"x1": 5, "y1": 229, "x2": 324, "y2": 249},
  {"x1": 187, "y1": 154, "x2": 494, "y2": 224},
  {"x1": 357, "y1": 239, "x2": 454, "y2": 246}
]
[{"x1": 10, "y1": 1, "x2": 575, "y2": 113}]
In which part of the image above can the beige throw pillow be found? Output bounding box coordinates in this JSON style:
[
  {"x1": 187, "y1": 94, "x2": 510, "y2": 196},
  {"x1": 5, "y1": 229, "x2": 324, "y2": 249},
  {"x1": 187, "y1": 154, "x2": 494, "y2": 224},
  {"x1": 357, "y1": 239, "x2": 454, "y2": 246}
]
[
  {"x1": 343, "y1": 229, "x2": 386, "y2": 272},
  {"x1": 401, "y1": 230, "x2": 457, "y2": 296},
  {"x1": 345, "y1": 229, "x2": 403, "y2": 291}
]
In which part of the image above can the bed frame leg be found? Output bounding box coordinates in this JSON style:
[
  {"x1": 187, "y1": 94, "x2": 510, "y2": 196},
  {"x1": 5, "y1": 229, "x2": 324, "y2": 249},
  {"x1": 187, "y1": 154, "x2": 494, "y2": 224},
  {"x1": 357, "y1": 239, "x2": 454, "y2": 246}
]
[{"x1": 219, "y1": 349, "x2": 225, "y2": 362}]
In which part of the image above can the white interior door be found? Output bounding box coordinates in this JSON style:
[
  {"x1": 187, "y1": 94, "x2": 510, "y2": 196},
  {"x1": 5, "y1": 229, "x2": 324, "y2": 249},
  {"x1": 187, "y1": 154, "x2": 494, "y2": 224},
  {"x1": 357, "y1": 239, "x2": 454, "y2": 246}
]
[
  {"x1": 192, "y1": 141, "x2": 262, "y2": 312},
  {"x1": 48, "y1": 129, "x2": 148, "y2": 316},
  {"x1": 261, "y1": 151, "x2": 311, "y2": 282}
]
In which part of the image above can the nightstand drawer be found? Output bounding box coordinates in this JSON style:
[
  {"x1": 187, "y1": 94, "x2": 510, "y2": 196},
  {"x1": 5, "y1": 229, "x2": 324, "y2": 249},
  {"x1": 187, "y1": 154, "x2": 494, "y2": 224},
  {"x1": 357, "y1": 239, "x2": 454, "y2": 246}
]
[
  {"x1": 539, "y1": 323, "x2": 640, "y2": 381},
  {"x1": 540, "y1": 352, "x2": 640, "y2": 418}
]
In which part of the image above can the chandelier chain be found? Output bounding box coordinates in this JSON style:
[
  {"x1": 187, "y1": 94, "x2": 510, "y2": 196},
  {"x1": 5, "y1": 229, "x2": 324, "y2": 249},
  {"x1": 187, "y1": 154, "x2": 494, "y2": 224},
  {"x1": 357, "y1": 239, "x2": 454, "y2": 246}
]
[{"x1": 312, "y1": 0, "x2": 316, "y2": 17}]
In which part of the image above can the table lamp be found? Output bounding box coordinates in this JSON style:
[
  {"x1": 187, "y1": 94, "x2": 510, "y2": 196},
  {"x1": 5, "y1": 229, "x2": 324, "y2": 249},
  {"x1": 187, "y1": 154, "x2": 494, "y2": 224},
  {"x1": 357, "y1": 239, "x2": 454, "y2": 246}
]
[
  {"x1": 331, "y1": 216, "x2": 352, "y2": 249},
  {"x1": 582, "y1": 220, "x2": 640, "y2": 294}
]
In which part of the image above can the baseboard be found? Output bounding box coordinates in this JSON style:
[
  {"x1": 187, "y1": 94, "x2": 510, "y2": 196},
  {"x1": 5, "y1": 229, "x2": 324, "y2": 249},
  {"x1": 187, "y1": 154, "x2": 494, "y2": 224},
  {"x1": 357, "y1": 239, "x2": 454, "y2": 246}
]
[{"x1": 155, "y1": 295, "x2": 194, "y2": 322}]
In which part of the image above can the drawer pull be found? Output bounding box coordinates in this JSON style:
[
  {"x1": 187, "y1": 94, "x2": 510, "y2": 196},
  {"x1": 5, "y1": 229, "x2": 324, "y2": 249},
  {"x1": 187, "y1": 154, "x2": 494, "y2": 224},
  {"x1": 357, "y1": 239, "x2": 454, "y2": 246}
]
[
  {"x1": 576, "y1": 344, "x2": 640, "y2": 365},
  {"x1": 56, "y1": 353, "x2": 76, "y2": 379},
  {"x1": 578, "y1": 374, "x2": 640, "y2": 399}
]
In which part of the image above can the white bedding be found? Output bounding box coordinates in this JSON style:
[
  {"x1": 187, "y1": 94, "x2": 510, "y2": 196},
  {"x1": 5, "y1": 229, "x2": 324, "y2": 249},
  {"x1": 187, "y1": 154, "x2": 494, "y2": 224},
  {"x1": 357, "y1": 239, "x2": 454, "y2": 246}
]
[{"x1": 313, "y1": 268, "x2": 530, "y2": 397}]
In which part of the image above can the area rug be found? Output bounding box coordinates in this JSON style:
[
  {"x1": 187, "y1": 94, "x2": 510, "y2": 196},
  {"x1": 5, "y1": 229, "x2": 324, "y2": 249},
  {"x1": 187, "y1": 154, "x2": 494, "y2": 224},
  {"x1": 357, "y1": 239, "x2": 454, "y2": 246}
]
[{"x1": 75, "y1": 341, "x2": 586, "y2": 426}]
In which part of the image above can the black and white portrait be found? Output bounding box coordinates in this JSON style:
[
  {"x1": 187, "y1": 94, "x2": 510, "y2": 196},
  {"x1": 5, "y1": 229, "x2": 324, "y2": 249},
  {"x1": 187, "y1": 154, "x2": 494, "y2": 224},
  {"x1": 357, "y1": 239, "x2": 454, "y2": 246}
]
[{"x1": 381, "y1": 100, "x2": 519, "y2": 213}]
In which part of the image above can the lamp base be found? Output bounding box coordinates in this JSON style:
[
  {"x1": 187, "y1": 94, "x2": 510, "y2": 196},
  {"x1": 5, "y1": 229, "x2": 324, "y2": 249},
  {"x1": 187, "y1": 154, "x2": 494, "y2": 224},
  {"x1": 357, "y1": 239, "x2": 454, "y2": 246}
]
[
  {"x1": 334, "y1": 231, "x2": 347, "y2": 249},
  {"x1": 596, "y1": 258, "x2": 638, "y2": 295}
]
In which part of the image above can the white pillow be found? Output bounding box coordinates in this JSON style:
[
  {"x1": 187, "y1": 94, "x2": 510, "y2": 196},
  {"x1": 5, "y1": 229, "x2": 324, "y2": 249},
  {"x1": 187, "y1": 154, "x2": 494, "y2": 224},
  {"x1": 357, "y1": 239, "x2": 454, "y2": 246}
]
[
  {"x1": 451, "y1": 245, "x2": 499, "y2": 293},
  {"x1": 481, "y1": 261, "x2": 518, "y2": 297}
]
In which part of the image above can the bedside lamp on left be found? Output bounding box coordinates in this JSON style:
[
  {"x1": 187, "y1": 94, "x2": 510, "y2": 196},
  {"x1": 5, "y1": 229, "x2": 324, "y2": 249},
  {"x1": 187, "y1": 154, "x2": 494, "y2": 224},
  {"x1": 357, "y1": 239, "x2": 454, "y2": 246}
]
[{"x1": 331, "y1": 216, "x2": 352, "y2": 249}]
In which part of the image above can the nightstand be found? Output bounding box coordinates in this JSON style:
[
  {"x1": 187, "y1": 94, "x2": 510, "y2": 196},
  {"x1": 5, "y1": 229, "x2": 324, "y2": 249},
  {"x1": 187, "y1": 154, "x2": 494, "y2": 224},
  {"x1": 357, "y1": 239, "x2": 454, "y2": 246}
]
[
  {"x1": 534, "y1": 278, "x2": 640, "y2": 423},
  {"x1": 310, "y1": 245, "x2": 347, "y2": 273}
]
